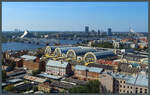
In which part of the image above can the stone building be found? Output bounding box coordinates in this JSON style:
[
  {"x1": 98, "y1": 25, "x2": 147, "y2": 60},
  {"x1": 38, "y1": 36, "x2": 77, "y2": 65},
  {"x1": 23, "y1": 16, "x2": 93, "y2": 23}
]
[
  {"x1": 74, "y1": 65, "x2": 103, "y2": 80},
  {"x1": 109, "y1": 71, "x2": 148, "y2": 94},
  {"x1": 99, "y1": 73, "x2": 114, "y2": 93},
  {"x1": 46, "y1": 60, "x2": 73, "y2": 76}
]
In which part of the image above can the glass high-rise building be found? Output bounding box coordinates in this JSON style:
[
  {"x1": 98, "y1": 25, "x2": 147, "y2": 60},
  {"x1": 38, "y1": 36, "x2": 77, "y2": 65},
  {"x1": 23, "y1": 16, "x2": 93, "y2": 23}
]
[
  {"x1": 85, "y1": 26, "x2": 89, "y2": 33},
  {"x1": 108, "y1": 28, "x2": 112, "y2": 36}
]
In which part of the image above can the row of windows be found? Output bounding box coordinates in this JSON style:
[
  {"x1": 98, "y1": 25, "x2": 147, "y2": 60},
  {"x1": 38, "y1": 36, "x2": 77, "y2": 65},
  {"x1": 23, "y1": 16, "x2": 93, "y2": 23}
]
[
  {"x1": 120, "y1": 80, "x2": 125, "y2": 84},
  {"x1": 119, "y1": 87, "x2": 148, "y2": 94},
  {"x1": 120, "y1": 85, "x2": 132, "y2": 89},
  {"x1": 120, "y1": 90, "x2": 132, "y2": 93},
  {"x1": 47, "y1": 68, "x2": 65, "y2": 71},
  {"x1": 46, "y1": 67, "x2": 65, "y2": 71},
  {"x1": 136, "y1": 88, "x2": 148, "y2": 94},
  {"x1": 46, "y1": 71, "x2": 65, "y2": 75}
]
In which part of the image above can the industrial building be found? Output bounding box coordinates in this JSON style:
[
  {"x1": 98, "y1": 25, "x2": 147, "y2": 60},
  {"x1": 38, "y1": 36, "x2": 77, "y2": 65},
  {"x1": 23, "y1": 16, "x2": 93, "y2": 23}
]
[
  {"x1": 45, "y1": 60, "x2": 73, "y2": 77},
  {"x1": 44, "y1": 46, "x2": 117, "y2": 67},
  {"x1": 122, "y1": 53, "x2": 148, "y2": 64},
  {"x1": 66, "y1": 47, "x2": 96, "y2": 59},
  {"x1": 74, "y1": 65, "x2": 103, "y2": 80},
  {"x1": 21, "y1": 55, "x2": 46, "y2": 71},
  {"x1": 83, "y1": 50, "x2": 116, "y2": 64}
]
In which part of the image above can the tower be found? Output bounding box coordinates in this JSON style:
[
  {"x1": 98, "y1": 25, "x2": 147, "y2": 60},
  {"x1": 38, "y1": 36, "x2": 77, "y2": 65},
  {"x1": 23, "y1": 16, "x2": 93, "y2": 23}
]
[
  {"x1": 85, "y1": 26, "x2": 89, "y2": 37},
  {"x1": 108, "y1": 28, "x2": 112, "y2": 36},
  {"x1": 85, "y1": 26, "x2": 89, "y2": 33},
  {"x1": 98, "y1": 29, "x2": 101, "y2": 37}
]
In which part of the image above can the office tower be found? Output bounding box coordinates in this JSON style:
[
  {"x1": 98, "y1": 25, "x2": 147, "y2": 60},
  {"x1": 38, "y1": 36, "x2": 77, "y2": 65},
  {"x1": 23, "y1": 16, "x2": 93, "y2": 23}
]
[
  {"x1": 108, "y1": 28, "x2": 112, "y2": 36},
  {"x1": 98, "y1": 29, "x2": 101, "y2": 36},
  {"x1": 85, "y1": 26, "x2": 89, "y2": 33}
]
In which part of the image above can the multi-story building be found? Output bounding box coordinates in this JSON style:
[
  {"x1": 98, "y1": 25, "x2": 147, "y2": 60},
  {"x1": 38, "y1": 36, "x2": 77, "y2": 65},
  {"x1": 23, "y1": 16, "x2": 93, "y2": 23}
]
[
  {"x1": 21, "y1": 55, "x2": 45, "y2": 71},
  {"x1": 123, "y1": 53, "x2": 148, "y2": 64},
  {"x1": 74, "y1": 65, "x2": 103, "y2": 80},
  {"x1": 110, "y1": 72, "x2": 148, "y2": 94},
  {"x1": 108, "y1": 28, "x2": 112, "y2": 36},
  {"x1": 46, "y1": 60, "x2": 73, "y2": 76},
  {"x1": 98, "y1": 71, "x2": 148, "y2": 94},
  {"x1": 99, "y1": 73, "x2": 114, "y2": 93},
  {"x1": 85, "y1": 26, "x2": 89, "y2": 33}
]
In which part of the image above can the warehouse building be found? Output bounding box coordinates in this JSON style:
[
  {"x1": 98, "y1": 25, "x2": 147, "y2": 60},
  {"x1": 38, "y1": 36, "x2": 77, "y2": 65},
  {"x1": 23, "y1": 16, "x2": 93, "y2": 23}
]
[
  {"x1": 122, "y1": 53, "x2": 148, "y2": 63},
  {"x1": 21, "y1": 55, "x2": 46, "y2": 71},
  {"x1": 74, "y1": 65, "x2": 103, "y2": 80},
  {"x1": 83, "y1": 50, "x2": 117, "y2": 63},
  {"x1": 66, "y1": 47, "x2": 96, "y2": 59},
  {"x1": 45, "y1": 60, "x2": 73, "y2": 77}
]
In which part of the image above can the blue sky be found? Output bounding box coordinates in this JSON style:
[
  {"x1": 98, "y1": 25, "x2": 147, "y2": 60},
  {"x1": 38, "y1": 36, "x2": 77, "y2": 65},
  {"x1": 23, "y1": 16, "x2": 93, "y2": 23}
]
[{"x1": 2, "y1": 2, "x2": 148, "y2": 32}]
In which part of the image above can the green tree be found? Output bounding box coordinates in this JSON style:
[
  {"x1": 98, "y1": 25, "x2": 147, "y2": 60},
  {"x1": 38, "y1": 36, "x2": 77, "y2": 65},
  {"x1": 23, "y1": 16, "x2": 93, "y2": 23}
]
[
  {"x1": 32, "y1": 85, "x2": 38, "y2": 92},
  {"x1": 4, "y1": 84, "x2": 15, "y2": 92},
  {"x1": 86, "y1": 80, "x2": 100, "y2": 93},
  {"x1": 92, "y1": 42, "x2": 113, "y2": 48},
  {"x1": 2, "y1": 70, "x2": 7, "y2": 82},
  {"x1": 32, "y1": 70, "x2": 41, "y2": 76},
  {"x1": 69, "y1": 80, "x2": 101, "y2": 93}
]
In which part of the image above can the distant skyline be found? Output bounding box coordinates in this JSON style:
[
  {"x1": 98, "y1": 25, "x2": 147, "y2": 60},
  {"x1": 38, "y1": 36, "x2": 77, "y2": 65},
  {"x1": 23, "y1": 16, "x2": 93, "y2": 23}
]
[{"x1": 2, "y1": 2, "x2": 148, "y2": 32}]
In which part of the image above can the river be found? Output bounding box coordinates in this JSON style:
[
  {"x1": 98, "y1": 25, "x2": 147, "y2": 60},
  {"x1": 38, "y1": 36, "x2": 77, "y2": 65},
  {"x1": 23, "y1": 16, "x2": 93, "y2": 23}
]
[{"x1": 2, "y1": 40, "x2": 80, "y2": 52}]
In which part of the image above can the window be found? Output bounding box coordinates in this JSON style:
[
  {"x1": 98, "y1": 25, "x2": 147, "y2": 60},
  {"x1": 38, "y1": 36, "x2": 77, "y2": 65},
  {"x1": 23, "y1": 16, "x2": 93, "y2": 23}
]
[
  {"x1": 120, "y1": 81, "x2": 122, "y2": 83},
  {"x1": 135, "y1": 90, "x2": 138, "y2": 93},
  {"x1": 124, "y1": 86, "x2": 125, "y2": 88},
  {"x1": 123, "y1": 90, "x2": 125, "y2": 93},
  {"x1": 120, "y1": 90, "x2": 122, "y2": 92},
  {"x1": 145, "y1": 89, "x2": 147, "y2": 94},
  {"x1": 140, "y1": 91, "x2": 142, "y2": 93},
  {"x1": 124, "y1": 81, "x2": 125, "y2": 83},
  {"x1": 120, "y1": 85, "x2": 122, "y2": 87},
  {"x1": 130, "y1": 91, "x2": 132, "y2": 93},
  {"x1": 127, "y1": 86, "x2": 129, "y2": 88},
  {"x1": 127, "y1": 91, "x2": 129, "y2": 93},
  {"x1": 140, "y1": 88, "x2": 142, "y2": 90},
  {"x1": 131, "y1": 86, "x2": 132, "y2": 89}
]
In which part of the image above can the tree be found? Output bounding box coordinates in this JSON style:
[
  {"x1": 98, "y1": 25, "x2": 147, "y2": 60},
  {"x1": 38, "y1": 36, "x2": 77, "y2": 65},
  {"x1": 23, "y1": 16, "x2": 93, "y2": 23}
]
[
  {"x1": 86, "y1": 80, "x2": 100, "y2": 93},
  {"x1": 32, "y1": 85, "x2": 38, "y2": 92},
  {"x1": 2, "y1": 70, "x2": 7, "y2": 82},
  {"x1": 92, "y1": 42, "x2": 113, "y2": 48},
  {"x1": 7, "y1": 61, "x2": 16, "y2": 70},
  {"x1": 4, "y1": 85, "x2": 15, "y2": 92},
  {"x1": 32, "y1": 70, "x2": 41, "y2": 76},
  {"x1": 69, "y1": 80, "x2": 101, "y2": 93}
]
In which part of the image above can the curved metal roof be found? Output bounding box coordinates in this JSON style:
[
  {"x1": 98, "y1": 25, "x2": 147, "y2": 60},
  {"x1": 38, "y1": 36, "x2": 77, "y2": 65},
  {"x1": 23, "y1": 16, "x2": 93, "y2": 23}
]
[
  {"x1": 73, "y1": 48, "x2": 96, "y2": 56},
  {"x1": 93, "y1": 50, "x2": 115, "y2": 59},
  {"x1": 60, "y1": 47, "x2": 82, "y2": 54}
]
